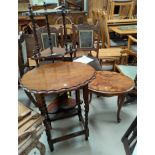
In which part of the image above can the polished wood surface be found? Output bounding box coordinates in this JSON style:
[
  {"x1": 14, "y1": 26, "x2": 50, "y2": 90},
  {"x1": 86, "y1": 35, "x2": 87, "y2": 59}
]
[
  {"x1": 109, "y1": 25, "x2": 137, "y2": 35},
  {"x1": 89, "y1": 71, "x2": 135, "y2": 122},
  {"x1": 21, "y1": 62, "x2": 95, "y2": 93},
  {"x1": 89, "y1": 71, "x2": 135, "y2": 95}
]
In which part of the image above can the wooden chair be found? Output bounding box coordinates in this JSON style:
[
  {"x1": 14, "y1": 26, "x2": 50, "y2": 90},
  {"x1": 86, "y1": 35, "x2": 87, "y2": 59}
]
[
  {"x1": 99, "y1": 10, "x2": 128, "y2": 48},
  {"x1": 18, "y1": 32, "x2": 39, "y2": 106},
  {"x1": 121, "y1": 117, "x2": 137, "y2": 155},
  {"x1": 107, "y1": 0, "x2": 135, "y2": 20},
  {"x1": 72, "y1": 23, "x2": 100, "y2": 57},
  {"x1": 72, "y1": 23, "x2": 102, "y2": 71}
]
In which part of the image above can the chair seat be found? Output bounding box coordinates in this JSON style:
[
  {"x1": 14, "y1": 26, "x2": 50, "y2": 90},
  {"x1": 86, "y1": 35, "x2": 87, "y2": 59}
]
[
  {"x1": 116, "y1": 65, "x2": 137, "y2": 80},
  {"x1": 110, "y1": 38, "x2": 128, "y2": 47}
]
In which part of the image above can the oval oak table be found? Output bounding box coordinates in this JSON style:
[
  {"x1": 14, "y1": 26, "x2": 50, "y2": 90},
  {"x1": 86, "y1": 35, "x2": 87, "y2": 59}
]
[
  {"x1": 20, "y1": 62, "x2": 95, "y2": 151},
  {"x1": 89, "y1": 71, "x2": 135, "y2": 122}
]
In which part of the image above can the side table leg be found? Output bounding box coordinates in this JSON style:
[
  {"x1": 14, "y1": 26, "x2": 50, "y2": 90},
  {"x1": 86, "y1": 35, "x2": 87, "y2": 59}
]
[
  {"x1": 83, "y1": 84, "x2": 89, "y2": 140},
  {"x1": 35, "y1": 94, "x2": 54, "y2": 151},
  {"x1": 117, "y1": 94, "x2": 125, "y2": 123},
  {"x1": 76, "y1": 89, "x2": 82, "y2": 121}
]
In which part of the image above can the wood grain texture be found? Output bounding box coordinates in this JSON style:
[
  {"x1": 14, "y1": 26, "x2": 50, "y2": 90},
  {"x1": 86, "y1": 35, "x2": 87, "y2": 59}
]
[
  {"x1": 20, "y1": 62, "x2": 95, "y2": 94},
  {"x1": 89, "y1": 71, "x2": 134, "y2": 95}
]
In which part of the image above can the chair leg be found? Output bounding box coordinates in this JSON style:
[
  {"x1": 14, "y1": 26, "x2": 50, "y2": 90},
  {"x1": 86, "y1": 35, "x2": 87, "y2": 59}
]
[{"x1": 36, "y1": 141, "x2": 46, "y2": 155}]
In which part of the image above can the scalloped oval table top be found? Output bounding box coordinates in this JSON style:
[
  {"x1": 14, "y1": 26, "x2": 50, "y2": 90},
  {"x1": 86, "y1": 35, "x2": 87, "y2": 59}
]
[
  {"x1": 89, "y1": 71, "x2": 135, "y2": 95},
  {"x1": 20, "y1": 62, "x2": 95, "y2": 93}
]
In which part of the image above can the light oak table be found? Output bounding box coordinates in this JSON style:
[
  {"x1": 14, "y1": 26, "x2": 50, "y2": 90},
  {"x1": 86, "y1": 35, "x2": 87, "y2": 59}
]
[
  {"x1": 20, "y1": 62, "x2": 95, "y2": 151},
  {"x1": 89, "y1": 71, "x2": 135, "y2": 122}
]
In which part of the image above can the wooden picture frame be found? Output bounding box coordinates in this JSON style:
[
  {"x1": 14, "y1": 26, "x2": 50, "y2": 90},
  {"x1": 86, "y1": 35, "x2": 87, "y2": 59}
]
[
  {"x1": 79, "y1": 30, "x2": 93, "y2": 48},
  {"x1": 41, "y1": 33, "x2": 57, "y2": 49}
]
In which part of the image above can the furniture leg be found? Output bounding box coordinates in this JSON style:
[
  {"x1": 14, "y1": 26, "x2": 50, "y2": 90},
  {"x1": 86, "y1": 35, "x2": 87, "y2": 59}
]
[
  {"x1": 35, "y1": 94, "x2": 54, "y2": 151},
  {"x1": 83, "y1": 84, "x2": 89, "y2": 140},
  {"x1": 24, "y1": 90, "x2": 37, "y2": 107},
  {"x1": 75, "y1": 89, "x2": 82, "y2": 121},
  {"x1": 88, "y1": 91, "x2": 92, "y2": 104},
  {"x1": 36, "y1": 141, "x2": 46, "y2": 155},
  {"x1": 117, "y1": 94, "x2": 125, "y2": 123}
]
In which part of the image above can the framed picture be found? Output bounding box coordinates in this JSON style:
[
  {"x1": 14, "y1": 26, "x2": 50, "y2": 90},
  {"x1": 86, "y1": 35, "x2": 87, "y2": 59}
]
[
  {"x1": 41, "y1": 33, "x2": 57, "y2": 49},
  {"x1": 79, "y1": 30, "x2": 93, "y2": 48}
]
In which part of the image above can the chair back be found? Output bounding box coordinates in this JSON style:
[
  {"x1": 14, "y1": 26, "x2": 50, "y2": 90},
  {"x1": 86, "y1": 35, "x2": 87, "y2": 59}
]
[
  {"x1": 18, "y1": 32, "x2": 29, "y2": 77},
  {"x1": 72, "y1": 23, "x2": 100, "y2": 58},
  {"x1": 122, "y1": 117, "x2": 137, "y2": 155},
  {"x1": 36, "y1": 25, "x2": 64, "y2": 50}
]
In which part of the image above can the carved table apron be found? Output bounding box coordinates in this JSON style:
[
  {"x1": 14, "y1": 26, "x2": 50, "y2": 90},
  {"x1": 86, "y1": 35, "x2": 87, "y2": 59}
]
[{"x1": 20, "y1": 62, "x2": 95, "y2": 151}]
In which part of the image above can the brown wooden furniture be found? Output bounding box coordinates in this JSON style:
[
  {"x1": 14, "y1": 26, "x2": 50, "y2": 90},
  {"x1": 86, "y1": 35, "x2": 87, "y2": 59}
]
[
  {"x1": 128, "y1": 35, "x2": 137, "y2": 54},
  {"x1": 20, "y1": 62, "x2": 95, "y2": 151},
  {"x1": 89, "y1": 71, "x2": 135, "y2": 122},
  {"x1": 72, "y1": 23, "x2": 100, "y2": 58},
  {"x1": 71, "y1": 23, "x2": 103, "y2": 71},
  {"x1": 122, "y1": 117, "x2": 137, "y2": 155},
  {"x1": 36, "y1": 25, "x2": 64, "y2": 49},
  {"x1": 98, "y1": 10, "x2": 128, "y2": 48},
  {"x1": 91, "y1": 47, "x2": 124, "y2": 70},
  {"x1": 109, "y1": 25, "x2": 137, "y2": 35},
  {"x1": 18, "y1": 102, "x2": 45, "y2": 155},
  {"x1": 107, "y1": 0, "x2": 135, "y2": 20}
]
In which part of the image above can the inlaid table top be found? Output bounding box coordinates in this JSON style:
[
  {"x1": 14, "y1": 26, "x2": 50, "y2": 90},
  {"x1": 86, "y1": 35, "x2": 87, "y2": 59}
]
[
  {"x1": 89, "y1": 71, "x2": 135, "y2": 95},
  {"x1": 20, "y1": 62, "x2": 95, "y2": 94}
]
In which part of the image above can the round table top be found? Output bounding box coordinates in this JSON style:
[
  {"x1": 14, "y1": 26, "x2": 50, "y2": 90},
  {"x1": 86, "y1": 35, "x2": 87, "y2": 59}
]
[
  {"x1": 89, "y1": 71, "x2": 135, "y2": 95},
  {"x1": 20, "y1": 62, "x2": 95, "y2": 94}
]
